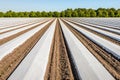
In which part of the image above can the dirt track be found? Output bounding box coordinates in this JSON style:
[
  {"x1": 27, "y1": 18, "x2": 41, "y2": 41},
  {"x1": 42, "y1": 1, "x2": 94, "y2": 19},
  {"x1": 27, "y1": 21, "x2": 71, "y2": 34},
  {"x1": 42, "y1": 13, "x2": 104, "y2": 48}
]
[
  {"x1": 0, "y1": 20, "x2": 49, "y2": 45},
  {"x1": 77, "y1": 20, "x2": 120, "y2": 34},
  {"x1": 45, "y1": 20, "x2": 74, "y2": 80},
  {"x1": 63, "y1": 20, "x2": 120, "y2": 80},
  {"x1": 0, "y1": 18, "x2": 119, "y2": 80},
  {"x1": 66, "y1": 20, "x2": 120, "y2": 46},
  {"x1": 0, "y1": 20, "x2": 53, "y2": 80},
  {"x1": 0, "y1": 19, "x2": 40, "y2": 30},
  {"x1": 0, "y1": 20, "x2": 43, "y2": 34}
]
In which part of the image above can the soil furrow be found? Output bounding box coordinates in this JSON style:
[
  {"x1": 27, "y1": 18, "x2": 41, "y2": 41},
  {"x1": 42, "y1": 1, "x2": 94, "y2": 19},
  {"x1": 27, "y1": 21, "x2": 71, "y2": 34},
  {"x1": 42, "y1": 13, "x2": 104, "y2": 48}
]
[
  {"x1": 0, "y1": 20, "x2": 49, "y2": 45},
  {"x1": 0, "y1": 20, "x2": 54, "y2": 80},
  {"x1": 0, "y1": 20, "x2": 47, "y2": 34},
  {"x1": 45, "y1": 19, "x2": 74, "y2": 80},
  {"x1": 0, "y1": 19, "x2": 40, "y2": 30},
  {"x1": 76, "y1": 20, "x2": 120, "y2": 35},
  {"x1": 78, "y1": 20, "x2": 120, "y2": 31},
  {"x1": 65, "y1": 19, "x2": 120, "y2": 46},
  {"x1": 63, "y1": 20, "x2": 120, "y2": 80}
]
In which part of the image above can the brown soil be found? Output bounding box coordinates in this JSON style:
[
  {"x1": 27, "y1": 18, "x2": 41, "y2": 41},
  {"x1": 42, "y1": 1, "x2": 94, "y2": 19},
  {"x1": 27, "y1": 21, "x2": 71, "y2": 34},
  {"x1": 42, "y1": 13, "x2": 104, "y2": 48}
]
[
  {"x1": 66, "y1": 19, "x2": 120, "y2": 46},
  {"x1": 0, "y1": 20, "x2": 49, "y2": 45},
  {"x1": 87, "y1": 22, "x2": 120, "y2": 31},
  {"x1": 63, "y1": 20, "x2": 120, "y2": 80},
  {"x1": 0, "y1": 19, "x2": 41, "y2": 30},
  {"x1": 44, "y1": 19, "x2": 74, "y2": 80},
  {"x1": 0, "y1": 20, "x2": 47, "y2": 34},
  {"x1": 0, "y1": 20, "x2": 54, "y2": 80},
  {"x1": 77, "y1": 20, "x2": 120, "y2": 34}
]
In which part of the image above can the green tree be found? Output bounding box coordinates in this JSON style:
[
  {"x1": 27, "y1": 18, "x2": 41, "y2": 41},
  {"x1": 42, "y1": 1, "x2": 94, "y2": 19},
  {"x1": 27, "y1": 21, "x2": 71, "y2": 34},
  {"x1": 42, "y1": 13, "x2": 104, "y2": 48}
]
[
  {"x1": 84, "y1": 9, "x2": 90, "y2": 17},
  {"x1": 18, "y1": 12, "x2": 25, "y2": 17},
  {"x1": 110, "y1": 8, "x2": 116, "y2": 13},
  {"x1": 29, "y1": 11, "x2": 36, "y2": 17},
  {"x1": 0, "y1": 12, "x2": 4, "y2": 17},
  {"x1": 4, "y1": 10, "x2": 13, "y2": 17},
  {"x1": 97, "y1": 10, "x2": 103, "y2": 17},
  {"x1": 89, "y1": 9, "x2": 96, "y2": 17},
  {"x1": 1, "y1": 8, "x2": 120, "y2": 17},
  {"x1": 76, "y1": 8, "x2": 88, "y2": 17},
  {"x1": 116, "y1": 10, "x2": 120, "y2": 17},
  {"x1": 78, "y1": 9, "x2": 85, "y2": 17},
  {"x1": 108, "y1": 10, "x2": 115, "y2": 17},
  {"x1": 41, "y1": 11, "x2": 48, "y2": 17},
  {"x1": 11, "y1": 12, "x2": 18, "y2": 17},
  {"x1": 24, "y1": 12, "x2": 29, "y2": 17},
  {"x1": 35, "y1": 11, "x2": 41, "y2": 17},
  {"x1": 102, "y1": 10, "x2": 108, "y2": 17},
  {"x1": 72, "y1": 11, "x2": 78, "y2": 17},
  {"x1": 53, "y1": 11, "x2": 60, "y2": 17},
  {"x1": 60, "y1": 11, "x2": 65, "y2": 17},
  {"x1": 48, "y1": 11, "x2": 53, "y2": 17},
  {"x1": 96, "y1": 8, "x2": 109, "y2": 17},
  {"x1": 65, "y1": 9, "x2": 72, "y2": 17}
]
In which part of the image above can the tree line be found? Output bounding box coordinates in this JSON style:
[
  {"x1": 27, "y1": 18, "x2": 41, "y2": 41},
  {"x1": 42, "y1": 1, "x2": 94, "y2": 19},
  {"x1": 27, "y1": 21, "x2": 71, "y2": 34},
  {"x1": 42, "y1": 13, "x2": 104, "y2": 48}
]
[{"x1": 0, "y1": 8, "x2": 120, "y2": 17}]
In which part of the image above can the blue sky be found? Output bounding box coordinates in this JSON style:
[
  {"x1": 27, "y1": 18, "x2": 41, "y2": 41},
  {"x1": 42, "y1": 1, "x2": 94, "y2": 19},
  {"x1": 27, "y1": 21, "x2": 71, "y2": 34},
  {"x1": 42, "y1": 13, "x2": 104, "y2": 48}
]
[{"x1": 0, "y1": 0, "x2": 120, "y2": 12}]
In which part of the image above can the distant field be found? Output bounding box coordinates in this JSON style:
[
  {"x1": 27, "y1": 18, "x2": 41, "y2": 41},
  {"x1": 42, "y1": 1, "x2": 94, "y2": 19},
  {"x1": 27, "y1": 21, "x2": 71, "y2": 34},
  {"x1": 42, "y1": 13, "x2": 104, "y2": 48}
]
[{"x1": 0, "y1": 18, "x2": 120, "y2": 80}]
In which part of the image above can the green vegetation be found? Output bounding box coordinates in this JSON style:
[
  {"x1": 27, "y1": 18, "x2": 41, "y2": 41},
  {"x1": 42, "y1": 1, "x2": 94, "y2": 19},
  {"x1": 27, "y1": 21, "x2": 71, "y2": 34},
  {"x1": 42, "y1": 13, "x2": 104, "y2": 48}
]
[{"x1": 0, "y1": 8, "x2": 120, "y2": 17}]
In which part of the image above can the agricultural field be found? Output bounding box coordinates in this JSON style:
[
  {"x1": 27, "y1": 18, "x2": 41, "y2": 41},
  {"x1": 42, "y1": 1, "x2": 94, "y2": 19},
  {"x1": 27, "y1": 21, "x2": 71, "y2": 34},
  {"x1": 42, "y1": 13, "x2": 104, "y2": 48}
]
[{"x1": 0, "y1": 18, "x2": 120, "y2": 80}]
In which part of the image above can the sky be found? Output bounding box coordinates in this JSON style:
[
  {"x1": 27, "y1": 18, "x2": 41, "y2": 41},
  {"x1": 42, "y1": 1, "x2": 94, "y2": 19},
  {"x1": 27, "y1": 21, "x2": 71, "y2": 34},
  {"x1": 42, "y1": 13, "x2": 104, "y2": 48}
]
[{"x1": 0, "y1": 0, "x2": 120, "y2": 12}]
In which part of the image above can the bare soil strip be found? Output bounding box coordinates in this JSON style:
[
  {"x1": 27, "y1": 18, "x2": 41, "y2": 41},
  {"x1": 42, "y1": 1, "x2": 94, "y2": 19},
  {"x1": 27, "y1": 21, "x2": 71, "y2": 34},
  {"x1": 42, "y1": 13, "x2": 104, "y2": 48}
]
[
  {"x1": 0, "y1": 20, "x2": 53, "y2": 80},
  {"x1": 0, "y1": 19, "x2": 40, "y2": 30},
  {"x1": 66, "y1": 19, "x2": 120, "y2": 46},
  {"x1": 63, "y1": 20, "x2": 120, "y2": 80},
  {"x1": 76, "y1": 20, "x2": 120, "y2": 35},
  {"x1": 45, "y1": 19, "x2": 74, "y2": 80},
  {"x1": 0, "y1": 20, "x2": 49, "y2": 45},
  {"x1": 90, "y1": 23, "x2": 120, "y2": 31},
  {"x1": 76, "y1": 19, "x2": 120, "y2": 31},
  {"x1": 0, "y1": 20, "x2": 47, "y2": 34}
]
